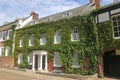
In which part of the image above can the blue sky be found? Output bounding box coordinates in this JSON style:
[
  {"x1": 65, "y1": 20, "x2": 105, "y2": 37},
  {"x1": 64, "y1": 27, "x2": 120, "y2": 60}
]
[{"x1": 0, "y1": 0, "x2": 113, "y2": 26}]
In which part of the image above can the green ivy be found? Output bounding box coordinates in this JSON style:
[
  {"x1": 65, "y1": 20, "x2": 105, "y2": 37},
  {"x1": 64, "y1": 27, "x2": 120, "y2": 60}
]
[
  {"x1": 14, "y1": 15, "x2": 114, "y2": 75},
  {"x1": 4, "y1": 25, "x2": 16, "y2": 56}
]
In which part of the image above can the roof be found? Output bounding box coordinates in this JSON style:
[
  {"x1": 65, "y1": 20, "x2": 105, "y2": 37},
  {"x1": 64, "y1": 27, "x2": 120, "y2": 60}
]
[
  {"x1": 0, "y1": 21, "x2": 16, "y2": 31},
  {"x1": 38, "y1": 4, "x2": 95, "y2": 23},
  {"x1": 21, "y1": 3, "x2": 95, "y2": 28}
]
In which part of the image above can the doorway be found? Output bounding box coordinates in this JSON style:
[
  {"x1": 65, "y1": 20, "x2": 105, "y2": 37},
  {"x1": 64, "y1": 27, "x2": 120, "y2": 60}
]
[{"x1": 103, "y1": 50, "x2": 120, "y2": 78}]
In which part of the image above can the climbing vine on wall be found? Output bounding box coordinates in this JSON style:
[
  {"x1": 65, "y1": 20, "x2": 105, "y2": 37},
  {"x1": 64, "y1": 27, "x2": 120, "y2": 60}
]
[
  {"x1": 14, "y1": 15, "x2": 114, "y2": 75},
  {"x1": 4, "y1": 25, "x2": 16, "y2": 56}
]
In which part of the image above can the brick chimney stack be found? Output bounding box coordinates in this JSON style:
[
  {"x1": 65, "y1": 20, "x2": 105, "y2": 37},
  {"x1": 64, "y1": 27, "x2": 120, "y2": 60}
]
[
  {"x1": 89, "y1": 0, "x2": 101, "y2": 8},
  {"x1": 30, "y1": 11, "x2": 39, "y2": 20}
]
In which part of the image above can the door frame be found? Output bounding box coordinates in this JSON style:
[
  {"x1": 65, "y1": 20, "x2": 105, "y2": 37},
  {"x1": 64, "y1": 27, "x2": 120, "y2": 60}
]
[{"x1": 32, "y1": 50, "x2": 47, "y2": 71}]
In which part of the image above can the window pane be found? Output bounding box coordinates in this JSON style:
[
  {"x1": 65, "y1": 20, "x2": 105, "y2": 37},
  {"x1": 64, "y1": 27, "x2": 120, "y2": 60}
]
[
  {"x1": 114, "y1": 32, "x2": 119, "y2": 37},
  {"x1": 118, "y1": 20, "x2": 120, "y2": 25},
  {"x1": 54, "y1": 52, "x2": 61, "y2": 66},
  {"x1": 114, "y1": 27, "x2": 118, "y2": 31},
  {"x1": 117, "y1": 16, "x2": 120, "y2": 20},
  {"x1": 112, "y1": 17, "x2": 116, "y2": 21},
  {"x1": 113, "y1": 22, "x2": 117, "y2": 26},
  {"x1": 30, "y1": 34, "x2": 34, "y2": 46},
  {"x1": 73, "y1": 53, "x2": 79, "y2": 66}
]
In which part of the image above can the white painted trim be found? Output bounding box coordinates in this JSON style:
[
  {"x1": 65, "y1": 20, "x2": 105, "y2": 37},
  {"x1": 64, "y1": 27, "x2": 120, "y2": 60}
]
[
  {"x1": 20, "y1": 16, "x2": 33, "y2": 28},
  {"x1": 7, "y1": 29, "x2": 12, "y2": 40},
  {"x1": 72, "y1": 65, "x2": 80, "y2": 68}
]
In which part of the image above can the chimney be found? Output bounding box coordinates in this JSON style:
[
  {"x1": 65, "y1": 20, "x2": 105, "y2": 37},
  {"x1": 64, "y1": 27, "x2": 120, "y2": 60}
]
[
  {"x1": 89, "y1": 0, "x2": 101, "y2": 8},
  {"x1": 30, "y1": 11, "x2": 39, "y2": 20}
]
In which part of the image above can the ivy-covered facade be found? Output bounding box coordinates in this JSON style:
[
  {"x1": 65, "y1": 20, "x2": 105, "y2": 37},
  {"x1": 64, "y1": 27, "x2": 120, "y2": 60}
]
[
  {"x1": 15, "y1": 15, "x2": 99, "y2": 75},
  {"x1": 0, "y1": 0, "x2": 120, "y2": 78}
]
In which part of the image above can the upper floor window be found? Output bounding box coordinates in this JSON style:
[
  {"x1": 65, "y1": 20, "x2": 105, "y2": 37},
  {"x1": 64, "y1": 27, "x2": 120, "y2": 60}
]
[
  {"x1": 40, "y1": 33, "x2": 46, "y2": 45},
  {"x1": 54, "y1": 29, "x2": 61, "y2": 44},
  {"x1": 54, "y1": 52, "x2": 61, "y2": 67},
  {"x1": 71, "y1": 27, "x2": 79, "y2": 41},
  {"x1": 112, "y1": 15, "x2": 120, "y2": 38},
  {"x1": 5, "y1": 46, "x2": 10, "y2": 56},
  {"x1": 1, "y1": 31, "x2": 6, "y2": 41},
  {"x1": 20, "y1": 36, "x2": 24, "y2": 47},
  {"x1": 29, "y1": 34, "x2": 34, "y2": 46},
  {"x1": 7, "y1": 29, "x2": 12, "y2": 39},
  {"x1": 72, "y1": 52, "x2": 80, "y2": 68}
]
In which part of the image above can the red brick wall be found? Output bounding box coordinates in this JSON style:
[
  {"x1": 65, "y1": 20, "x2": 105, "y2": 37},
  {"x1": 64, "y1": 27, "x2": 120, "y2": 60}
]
[
  {"x1": 48, "y1": 59, "x2": 54, "y2": 71},
  {"x1": 0, "y1": 56, "x2": 14, "y2": 67}
]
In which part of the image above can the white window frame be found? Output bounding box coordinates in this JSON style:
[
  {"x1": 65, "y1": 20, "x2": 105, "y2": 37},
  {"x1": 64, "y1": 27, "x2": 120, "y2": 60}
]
[
  {"x1": 54, "y1": 52, "x2": 62, "y2": 67},
  {"x1": 5, "y1": 46, "x2": 10, "y2": 56},
  {"x1": 1, "y1": 31, "x2": 7, "y2": 41},
  {"x1": 28, "y1": 52, "x2": 33, "y2": 65},
  {"x1": 112, "y1": 15, "x2": 120, "y2": 39},
  {"x1": 40, "y1": 33, "x2": 46, "y2": 45},
  {"x1": 71, "y1": 27, "x2": 79, "y2": 41},
  {"x1": 54, "y1": 29, "x2": 61, "y2": 44},
  {"x1": 20, "y1": 36, "x2": 24, "y2": 47},
  {"x1": 0, "y1": 32, "x2": 2, "y2": 42},
  {"x1": 29, "y1": 34, "x2": 34, "y2": 46},
  {"x1": 72, "y1": 52, "x2": 80, "y2": 68},
  {"x1": 0, "y1": 47, "x2": 4, "y2": 57},
  {"x1": 18, "y1": 53, "x2": 23, "y2": 64},
  {"x1": 7, "y1": 29, "x2": 12, "y2": 40}
]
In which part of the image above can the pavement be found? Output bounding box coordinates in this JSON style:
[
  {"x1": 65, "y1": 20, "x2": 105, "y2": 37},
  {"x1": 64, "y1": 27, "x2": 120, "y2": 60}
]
[{"x1": 0, "y1": 68, "x2": 119, "y2": 80}]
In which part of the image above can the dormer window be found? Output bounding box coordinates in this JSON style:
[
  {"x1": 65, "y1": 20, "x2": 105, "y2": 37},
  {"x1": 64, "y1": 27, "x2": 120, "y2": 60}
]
[
  {"x1": 62, "y1": 12, "x2": 72, "y2": 17},
  {"x1": 54, "y1": 29, "x2": 61, "y2": 44},
  {"x1": 29, "y1": 34, "x2": 34, "y2": 46},
  {"x1": 71, "y1": 27, "x2": 79, "y2": 41}
]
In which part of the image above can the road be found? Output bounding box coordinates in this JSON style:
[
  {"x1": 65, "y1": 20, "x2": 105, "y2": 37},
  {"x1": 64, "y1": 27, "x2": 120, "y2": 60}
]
[
  {"x1": 0, "y1": 68, "x2": 119, "y2": 80},
  {"x1": 0, "y1": 68, "x2": 76, "y2": 80}
]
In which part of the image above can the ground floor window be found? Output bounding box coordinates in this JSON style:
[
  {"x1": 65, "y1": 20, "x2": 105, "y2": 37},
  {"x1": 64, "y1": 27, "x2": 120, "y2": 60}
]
[
  {"x1": 5, "y1": 46, "x2": 10, "y2": 56},
  {"x1": 28, "y1": 53, "x2": 33, "y2": 65},
  {"x1": 18, "y1": 53, "x2": 23, "y2": 64},
  {"x1": 0, "y1": 47, "x2": 4, "y2": 56},
  {"x1": 54, "y1": 52, "x2": 61, "y2": 67},
  {"x1": 72, "y1": 52, "x2": 80, "y2": 68}
]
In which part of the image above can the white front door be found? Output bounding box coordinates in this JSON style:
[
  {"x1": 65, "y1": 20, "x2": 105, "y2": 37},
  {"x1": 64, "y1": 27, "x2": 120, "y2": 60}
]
[{"x1": 32, "y1": 51, "x2": 47, "y2": 71}]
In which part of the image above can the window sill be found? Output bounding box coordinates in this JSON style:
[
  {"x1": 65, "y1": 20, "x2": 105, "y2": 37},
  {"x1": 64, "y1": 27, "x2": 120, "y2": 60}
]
[
  {"x1": 54, "y1": 65, "x2": 62, "y2": 67},
  {"x1": 40, "y1": 44, "x2": 46, "y2": 45},
  {"x1": 29, "y1": 45, "x2": 34, "y2": 46},
  {"x1": 54, "y1": 42, "x2": 61, "y2": 44},
  {"x1": 114, "y1": 37, "x2": 120, "y2": 39},
  {"x1": 71, "y1": 40, "x2": 80, "y2": 42},
  {"x1": 72, "y1": 65, "x2": 80, "y2": 68}
]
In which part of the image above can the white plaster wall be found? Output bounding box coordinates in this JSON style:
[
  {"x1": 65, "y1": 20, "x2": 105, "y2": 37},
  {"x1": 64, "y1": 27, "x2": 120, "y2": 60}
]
[
  {"x1": 98, "y1": 12, "x2": 110, "y2": 23},
  {"x1": 111, "y1": 8, "x2": 120, "y2": 14}
]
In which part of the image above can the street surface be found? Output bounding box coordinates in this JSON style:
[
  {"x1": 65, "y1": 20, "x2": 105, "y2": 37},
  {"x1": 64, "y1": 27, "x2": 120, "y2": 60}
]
[{"x1": 0, "y1": 68, "x2": 119, "y2": 80}]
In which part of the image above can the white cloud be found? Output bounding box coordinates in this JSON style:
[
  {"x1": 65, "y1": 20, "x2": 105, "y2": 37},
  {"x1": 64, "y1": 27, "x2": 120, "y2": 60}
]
[
  {"x1": 0, "y1": 0, "x2": 114, "y2": 26},
  {"x1": 0, "y1": 0, "x2": 81, "y2": 26}
]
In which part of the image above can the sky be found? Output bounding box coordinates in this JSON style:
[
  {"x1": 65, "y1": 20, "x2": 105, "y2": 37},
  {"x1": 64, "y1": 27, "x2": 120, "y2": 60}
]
[{"x1": 0, "y1": 0, "x2": 113, "y2": 26}]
